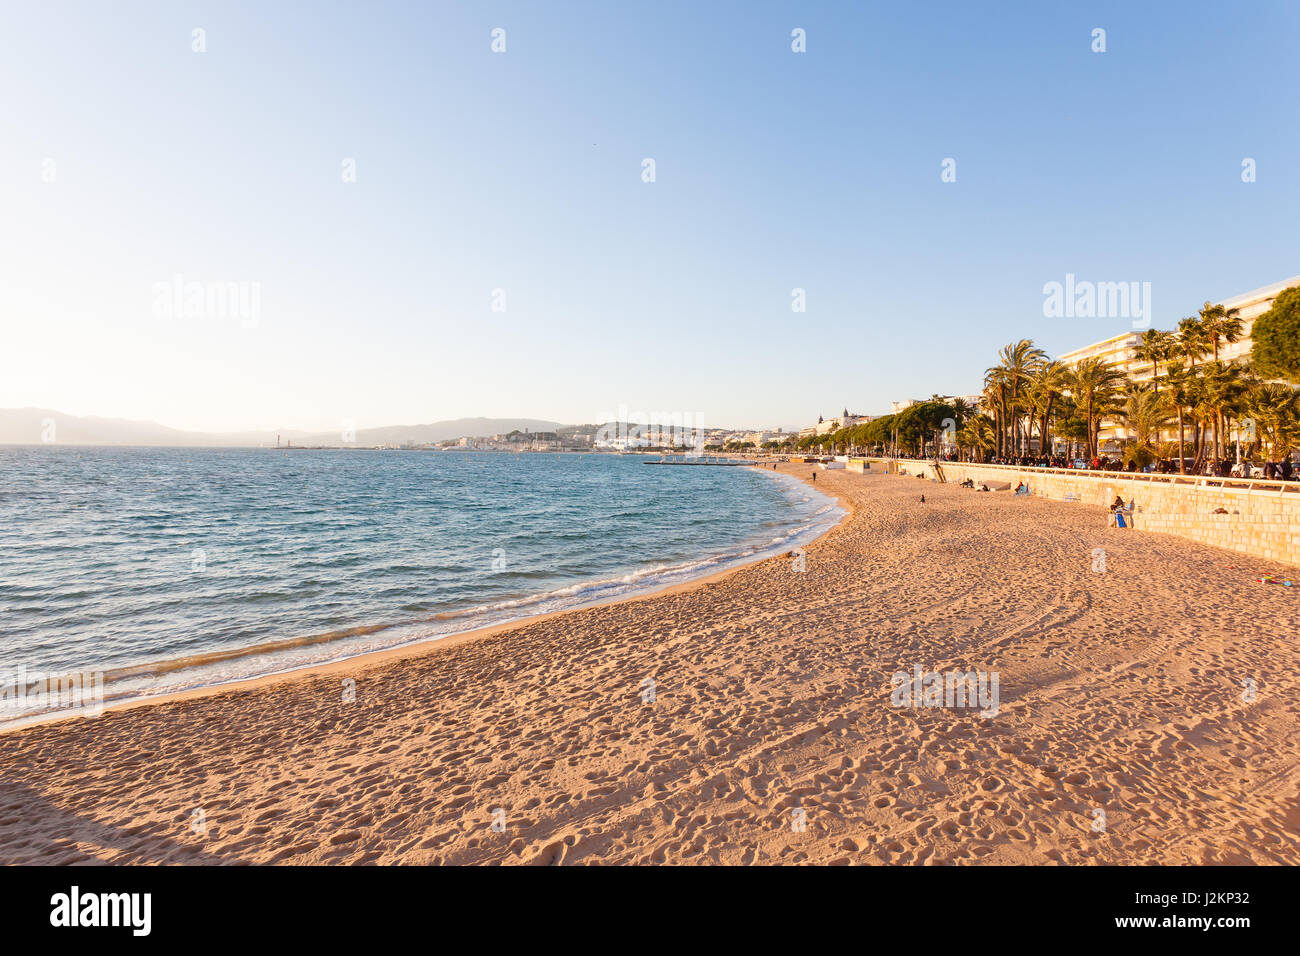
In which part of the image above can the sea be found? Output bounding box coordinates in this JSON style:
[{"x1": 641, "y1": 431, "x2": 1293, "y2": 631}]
[{"x1": 0, "y1": 447, "x2": 841, "y2": 726}]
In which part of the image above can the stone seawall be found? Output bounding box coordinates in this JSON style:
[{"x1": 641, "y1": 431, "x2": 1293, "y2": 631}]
[{"x1": 861, "y1": 459, "x2": 1299, "y2": 567}]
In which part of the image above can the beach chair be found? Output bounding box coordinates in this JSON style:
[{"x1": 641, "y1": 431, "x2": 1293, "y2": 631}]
[
  {"x1": 1063, "y1": 492, "x2": 1080, "y2": 502},
  {"x1": 1108, "y1": 504, "x2": 1135, "y2": 528},
  {"x1": 1014, "y1": 485, "x2": 1030, "y2": 496}
]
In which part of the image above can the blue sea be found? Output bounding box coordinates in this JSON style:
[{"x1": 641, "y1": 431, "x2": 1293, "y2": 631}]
[{"x1": 0, "y1": 447, "x2": 840, "y2": 724}]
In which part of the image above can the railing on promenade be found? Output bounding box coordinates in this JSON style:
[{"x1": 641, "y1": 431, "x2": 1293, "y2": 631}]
[{"x1": 864, "y1": 458, "x2": 1300, "y2": 496}]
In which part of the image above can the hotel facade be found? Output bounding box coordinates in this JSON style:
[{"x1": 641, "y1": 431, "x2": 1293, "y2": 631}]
[{"x1": 1055, "y1": 275, "x2": 1299, "y2": 448}]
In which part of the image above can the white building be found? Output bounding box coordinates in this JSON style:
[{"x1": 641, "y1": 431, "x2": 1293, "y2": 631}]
[
  {"x1": 1056, "y1": 275, "x2": 1299, "y2": 445},
  {"x1": 1215, "y1": 275, "x2": 1299, "y2": 364},
  {"x1": 1058, "y1": 275, "x2": 1299, "y2": 378},
  {"x1": 814, "y1": 409, "x2": 870, "y2": 436}
]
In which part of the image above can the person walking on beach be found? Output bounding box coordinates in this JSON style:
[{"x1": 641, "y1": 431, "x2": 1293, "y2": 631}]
[{"x1": 811, "y1": 471, "x2": 816, "y2": 481}]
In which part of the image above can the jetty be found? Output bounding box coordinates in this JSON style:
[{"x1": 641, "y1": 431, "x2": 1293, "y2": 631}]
[{"x1": 643, "y1": 455, "x2": 757, "y2": 466}]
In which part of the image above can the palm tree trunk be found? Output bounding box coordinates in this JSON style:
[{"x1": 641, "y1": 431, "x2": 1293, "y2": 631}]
[
  {"x1": 1087, "y1": 399, "x2": 1096, "y2": 458},
  {"x1": 1177, "y1": 407, "x2": 1186, "y2": 474},
  {"x1": 1042, "y1": 396, "x2": 1055, "y2": 457}
]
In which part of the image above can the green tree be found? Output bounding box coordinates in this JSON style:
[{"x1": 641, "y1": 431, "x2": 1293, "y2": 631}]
[
  {"x1": 1251, "y1": 285, "x2": 1300, "y2": 385},
  {"x1": 1056, "y1": 417, "x2": 1089, "y2": 460},
  {"x1": 896, "y1": 400, "x2": 955, "y2": 458}
]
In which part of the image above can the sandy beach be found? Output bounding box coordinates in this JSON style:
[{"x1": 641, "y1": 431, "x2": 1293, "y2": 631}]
[{"x1": 2, "y1": 464, "x2": 1296, "y2": 865}]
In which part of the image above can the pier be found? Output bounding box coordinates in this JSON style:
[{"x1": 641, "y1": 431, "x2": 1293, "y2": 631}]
[{"x1": 643, "y1": 455, "x2": 758, "y2": 466}]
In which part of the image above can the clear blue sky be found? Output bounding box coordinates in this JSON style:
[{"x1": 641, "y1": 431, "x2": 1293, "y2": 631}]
[{"x1": 2, "y1": 0, "x2": 1296, "y2": 433}]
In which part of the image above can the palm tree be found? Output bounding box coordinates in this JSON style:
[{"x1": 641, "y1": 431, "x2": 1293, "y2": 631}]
[
  {"x1": 957, "y1": 414, "x2": 996, "y2": 462},
  {"x1": 1162, "y1": 362, "x2": 1193, "y2": 473},
  {"x1": 1119, "y1": 385, "x2": 1175, "y2": 469},
  {"x1": 1190, "y1": 371, "x2": 1226, "y2": 469},
  {"x1": 982, "y1": 368, "x2": 1010, "y2": 458},
  {"x1": 988, "y1": 339, "x2": 1047, "y2": 456},
  {"x1": 1132, "y1": 329, "x2": 1176, "y2": 397},
  {"x1": 1245, "y1": 382, "x2": 1300, "y2": 460},
  {"x1": 1199, "y1": 301, "x2": 1244, "y2": 363},
  {"x1": 1197, "y1": 360, "x2": 1252, "y2": 462},
  {"x1": 1222, "y1": 367, "x2": 1261, "y2": 459},
  {"x1": 1027, "y1": 360, "x2": 1069, "y2": 457},
  {"x1": 948, "y1": 396, "x2": 974, "y2": 425},
  {"x1": 1067, "y1": 356, "x2": 1128, "y2": 458},
  {"x1": 1177, "y1": 315, "x2": 1211, "y2": 370}
]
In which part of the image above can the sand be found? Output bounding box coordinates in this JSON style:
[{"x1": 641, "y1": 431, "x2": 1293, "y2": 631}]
[{"x1": 2, "y1": 465, "x2": 1297, "y2": 865}]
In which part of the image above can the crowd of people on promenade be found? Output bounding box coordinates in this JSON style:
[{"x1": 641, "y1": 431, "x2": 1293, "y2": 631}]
[{"x1": 881, "y1": 451, "x2": 1298, "y2": 480}]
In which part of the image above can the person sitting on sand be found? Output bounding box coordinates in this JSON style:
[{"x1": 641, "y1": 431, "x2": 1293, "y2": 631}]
[
  {"x1": 1014, "y1": 481, "x2": 1025, "y2": 493},
  {"x1": 1110, "y1": 495, "x2": 1125, "y2": 513}
]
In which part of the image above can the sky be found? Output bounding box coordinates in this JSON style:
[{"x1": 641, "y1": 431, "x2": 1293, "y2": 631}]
[{"x1": 1, "y1": 0, "x2": 1297, "y2": 433}]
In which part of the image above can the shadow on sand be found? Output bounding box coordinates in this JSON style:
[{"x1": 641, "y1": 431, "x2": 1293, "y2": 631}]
[{"x1": 1, "y1": 782, "x2": 248, "y2": 865}]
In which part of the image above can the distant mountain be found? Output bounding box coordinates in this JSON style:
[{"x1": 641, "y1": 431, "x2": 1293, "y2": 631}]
[
  {"x1": 0, "y1": 408, "x2": 289, "y2": 446},
  {"x1": 295, "y1": 418, "x2": 565, "y2": 446},
  {"x1": 0, "y1": 408, "x2": 565, "y2": 447}
]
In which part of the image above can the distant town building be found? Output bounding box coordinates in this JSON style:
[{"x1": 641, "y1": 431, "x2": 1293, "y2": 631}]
[{"x1": 814, "y1": 409, "x2": 870, "y2": 436}]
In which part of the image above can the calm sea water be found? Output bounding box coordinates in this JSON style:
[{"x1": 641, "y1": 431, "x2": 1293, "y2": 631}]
[{"x1": 0, "y1": 447, "x2": 840, "y2": 723}]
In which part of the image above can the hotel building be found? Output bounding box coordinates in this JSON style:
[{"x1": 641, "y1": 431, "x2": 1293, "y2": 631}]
[{"x1": 1055, "y1": 275, "x2": 1299, "y2": 447}]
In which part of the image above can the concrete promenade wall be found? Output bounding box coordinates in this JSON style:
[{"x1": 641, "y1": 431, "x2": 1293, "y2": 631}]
[{"x1": 857, "y1": 459, "x2": 1300, "y2": 567}]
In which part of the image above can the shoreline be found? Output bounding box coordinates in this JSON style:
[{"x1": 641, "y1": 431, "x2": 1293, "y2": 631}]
[{"x1": 1, "y1": 461, "x2": 848, "y2": 735}]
